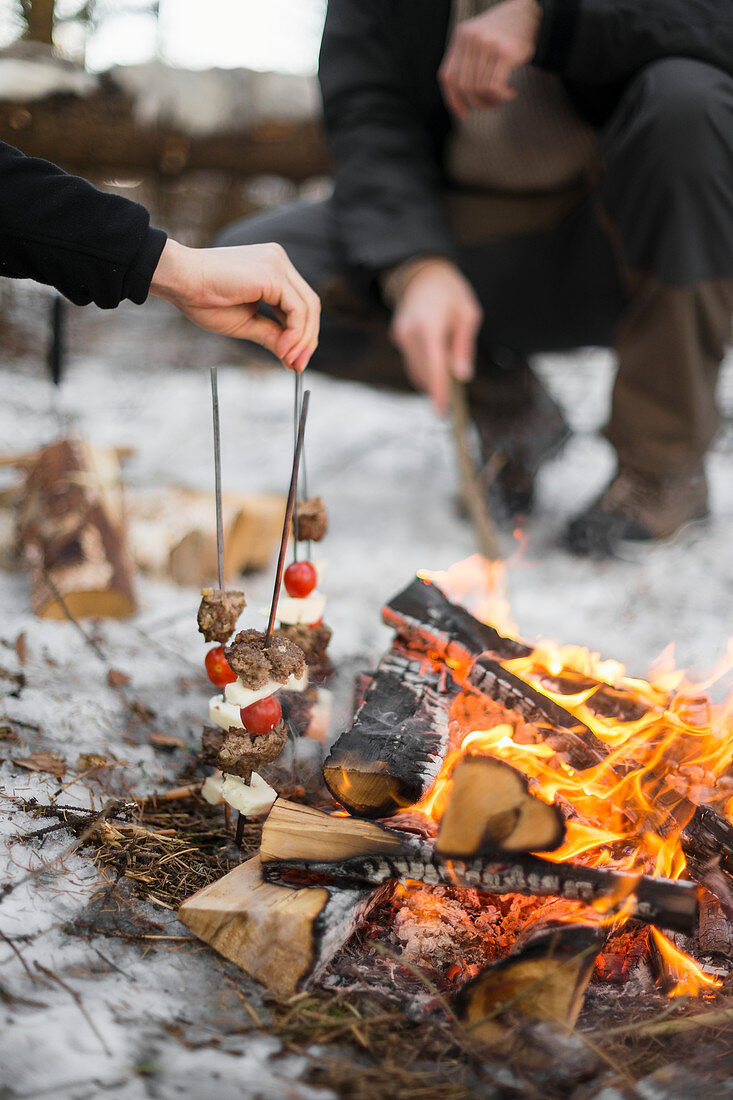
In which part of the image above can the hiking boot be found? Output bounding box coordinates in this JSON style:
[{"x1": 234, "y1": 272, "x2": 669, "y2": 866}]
[
  {"x1": 469, "y1": 358, "x2": 570, "y2": 519},
  {"x1": 565, "y1": 466, "x2": 709, "y2": 558}
]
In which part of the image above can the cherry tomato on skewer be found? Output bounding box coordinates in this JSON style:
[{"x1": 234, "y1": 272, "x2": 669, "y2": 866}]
[
  {"x1": 205, "y1": 646, "x2": 237, "y2": 688},
  {"x1": 240, "y1": 694, "x2": 282, "y2": 735},
  {"x1": 284, "y1": 560, "x2": 317, "y2": 598}
]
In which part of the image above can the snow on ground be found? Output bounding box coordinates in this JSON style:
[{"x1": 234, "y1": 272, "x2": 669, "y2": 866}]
[{"x1": 1, "y1": 284, "x2": 732, "y2": 1097}]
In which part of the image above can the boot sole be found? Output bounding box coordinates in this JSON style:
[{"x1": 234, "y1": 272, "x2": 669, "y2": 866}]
[{"x1": 615, "y1": 514, "x2": 711, "y2": 561}]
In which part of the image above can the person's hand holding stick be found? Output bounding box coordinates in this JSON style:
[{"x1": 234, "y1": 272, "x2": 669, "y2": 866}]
[{"x1": 389, "y1": 258, "x2": 483, "y2": 413}]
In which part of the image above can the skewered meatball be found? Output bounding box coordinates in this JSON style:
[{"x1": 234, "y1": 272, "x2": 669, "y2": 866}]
[
  {"x1": 218, "y1": 723, "x2": 288, "y2": 778},
  {"x1": 225, "y1": 628, "x2": 305, "y2": 688},
  {"x1": 197, "y1": 588, "x2": 246, "y2": 644},
  {"x1": 295, "y1": 497, "x2": 328, "y2": 542},
  {"x1": 278, "y1": 622, "x2": 332, "y2": 663},
  {"x1": 265, "y1": 632, "x2": 306, "y2": 683}
]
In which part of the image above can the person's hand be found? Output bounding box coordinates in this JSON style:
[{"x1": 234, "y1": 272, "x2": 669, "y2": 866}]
[
  {"x1": 389, "y1": 259, "x2": 483, "y2": 413},
  {"x1": 150, "y1": 240, "x2": 320, "y2": 372},
  {"x1": 439, "y1": 0, "x2": 541, "y2": 119}
]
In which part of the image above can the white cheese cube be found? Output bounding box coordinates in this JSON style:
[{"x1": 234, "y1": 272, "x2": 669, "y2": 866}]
[
  {"x1": 224, "y1": 669, "x2": 307, "y2": 708},
  {"x1": 220, "y1": 772, "x2": 277, "y2": 816},
  {"x1": 201, "y1": 774, "x2": 224, "y2": 804},
  {"x1": 258, "y1": 592, "x2": 326, "y2": 626},
  {"x1": 209, "y1": 694, "x2": 245, "y2": 731}
]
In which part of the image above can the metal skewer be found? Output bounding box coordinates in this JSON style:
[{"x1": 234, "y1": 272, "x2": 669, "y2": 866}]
[
  {"x1": 292, "y1": 372, "x2": 300, "y2": 563},
  {"x1": 265, "y1": 389, "x2": 311, "y2": 646},
  {"x1": 210, "y1": 366, "x2": 225, "y2": 591},
  {"x1": 293, "y1": 370, "x2": 312, "y2": 561}
]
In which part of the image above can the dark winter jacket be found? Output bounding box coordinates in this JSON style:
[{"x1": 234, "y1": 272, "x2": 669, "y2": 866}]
[
  {"x1": 318, "y1": 0, "x2": 733, "y2": 278},
  {"x1": 0, "y1": 141, "x2": 167, "y2": 308}
]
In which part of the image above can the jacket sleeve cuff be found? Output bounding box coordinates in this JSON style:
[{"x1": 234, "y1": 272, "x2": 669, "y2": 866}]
[
  {"x1": 122, "y1": 225, "x2": 168, "y2": 305},
  {"x1": 534, "y1": 0, "x2": 581, "y2": 73},
  {"x1": 380, "y1": 255, "x2": 454, "y2": 307}
]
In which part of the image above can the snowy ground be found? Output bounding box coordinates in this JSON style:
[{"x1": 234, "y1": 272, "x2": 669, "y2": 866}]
[{"x1": 1, "y1": 283, "x2": 733, "y2": 1098}]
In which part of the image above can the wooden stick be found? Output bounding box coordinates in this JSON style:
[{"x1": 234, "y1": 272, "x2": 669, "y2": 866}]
[
  {"x1": 449, "y1": 377, "x2": 502, "y2": 562},
  {"x1": 265, "y1": 390, "x2": 310, "y2": 645}
]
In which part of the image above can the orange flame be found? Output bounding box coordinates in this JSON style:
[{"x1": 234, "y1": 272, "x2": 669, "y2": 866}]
[{"x1": 650, "y1": 929, "x2": 722, "y2": 996}]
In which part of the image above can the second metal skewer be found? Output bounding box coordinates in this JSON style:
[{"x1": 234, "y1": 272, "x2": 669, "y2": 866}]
[
  {"x1": 265, "y1": 389, "x2": 311, "y2": 646},
  {"x1": 210, "y1": 366, "x2": 225, "y2": 591}
]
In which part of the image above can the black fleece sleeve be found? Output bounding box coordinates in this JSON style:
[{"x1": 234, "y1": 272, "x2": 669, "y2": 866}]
[
  {"x1": 319, "y1": 0, "x2": 455, "y2": 278},
  {"x1": 0, "y1": 141, "x2": 167, "y2": 309},
  {"x1": 535, "y1": 0, "x2": 733, "y2": 85}
]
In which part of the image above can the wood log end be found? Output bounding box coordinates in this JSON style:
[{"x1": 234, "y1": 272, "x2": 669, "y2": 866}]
[
  {"x1": 322, "y1": 759, "x2": 411, "y2": 819},
  {"x1": 436, "y1": 754, "x2": 565, "y2": 858},
  {"x1": 36, "y1": 587, "x2": 137, "y2": 620},
  {"x1": 178, "y1": 854, "x2": 329, "y2": 998}
]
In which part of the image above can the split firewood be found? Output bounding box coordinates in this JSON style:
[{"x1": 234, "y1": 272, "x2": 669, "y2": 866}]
[
  {"x1": 17, "y1": 437, "x2": 137, "y2": 619},
  {"x1": 435, "y1": 755, "x2": 565, "y2": 858},
  {"x1": 260, "y1": 800, "x2": 698, "y2": 933},
  {"x1": 128, "y1": 488, "x2": 285, "y2": 586},
  {"x1": 178, "y1": 853, "x2": 388, "y2": 997},
  {"x1": 456, "y1": 921, "x2": 602, "y2": 1044},
  {"x1": 322, "y1": 646, "x2": 459, "y2": 818},
  {"x1": 260, "y1": 799, "x2": 408, "y2": 864}
]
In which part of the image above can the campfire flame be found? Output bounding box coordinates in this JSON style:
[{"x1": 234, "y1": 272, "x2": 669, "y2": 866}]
[{"x1": 405, "y1": 556, "x2": 733, "y2": 997}]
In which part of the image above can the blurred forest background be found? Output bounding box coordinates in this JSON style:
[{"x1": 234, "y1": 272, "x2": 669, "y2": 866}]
[{"x1": 0, "y1": 0, "x2": 331, "y2": 258}]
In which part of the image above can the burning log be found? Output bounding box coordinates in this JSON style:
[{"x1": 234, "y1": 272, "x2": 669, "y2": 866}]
[
  {"x1": 260, "y1": 801, "x2": 698, "y2": 933},
  {"x1": 17, "y1": 438, "x2": 136, "y2": 618},
  {"x1": 383, "y1": 578, "x2": 530, "y2": 666},
  {"x1": 681, "y1": 805, "x2": 733, "y2": 915},
  {"x1": 322, "y1": 647, "x2": 459, "y2": 818},
  {"x1": 178, "y1": 853, "x2": 388, "y2": 997},
  {"x1": 456, "y1": 920, "x2": 602, "y2": 1043},
  {"x1": 467, "y1": 655, "x2": 597, "y2": 747},
  {"x1": 435, "y1": 755, "x2": 566, "y2": 858},
  {"x1": 697, "y1": 892, "x2": 733, "y2": 958},
  {"x1": 384, "y1": 580, "x2": 624, "y2": 767}
]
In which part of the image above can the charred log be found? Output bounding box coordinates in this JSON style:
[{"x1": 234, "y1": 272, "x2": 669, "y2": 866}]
[
  {"x1": 697, "y1": 892, "x2": 733, "y2": 959},
  {"x1": 681, "y1": 805, "x2": 733, "y2": 916},
  {"x1": 383, "y1": 578, "x2": 530, "y2": 666},
  {"x1": 468, "y1": 655, "x2": 599, "y2": 746},
  {"x1": 322, "y1": 647, "x2": 459, "y2": 818},
  {"x1": 260, "y1": 801, "x2": 698, "y2": 934}
]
